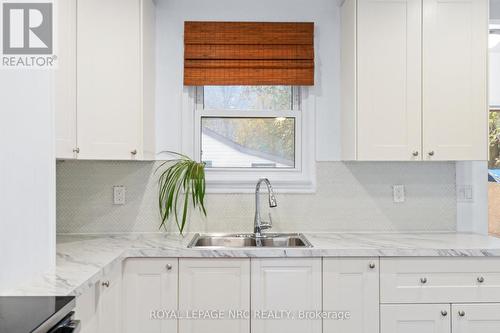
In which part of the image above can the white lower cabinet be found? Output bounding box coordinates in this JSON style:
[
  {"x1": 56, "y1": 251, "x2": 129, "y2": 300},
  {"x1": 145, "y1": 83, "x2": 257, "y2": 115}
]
[
  {"x1": 381, "y1": 304, "x2": 451, "y2": 333},
  {"x1": 74, "y1": 264, "x2": 122, "y2": 333},
  {"x1": 323, "y1": 258, "x2": 379, "y2": 333},
  {"x1": 76, "y1": 256, "x2": 500, "y2": 333},
  {"x1": 452, "y1": 304, "x2": 500, "y2": 333},
  {"x1": 75, "y1": 281, "x2": 100, "y2": 333},
  {"x1": 123, "y1": 258, "x2": 178, "y2": 333},
  {"x1": 251, "y1": 258, "x2": 322, "y2": 333},
  {"x1": 179, "y1": 259, "x2": 250, "y2": 333},
  {"x1": 98, "y1": 264, "x2": 122, "y2": 333}
]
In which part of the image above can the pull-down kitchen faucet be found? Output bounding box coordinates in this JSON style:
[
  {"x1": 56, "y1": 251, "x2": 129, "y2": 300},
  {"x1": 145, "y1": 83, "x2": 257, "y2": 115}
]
[{"x1": 254, "y1": 178, "x2": 277, "y2": 237}]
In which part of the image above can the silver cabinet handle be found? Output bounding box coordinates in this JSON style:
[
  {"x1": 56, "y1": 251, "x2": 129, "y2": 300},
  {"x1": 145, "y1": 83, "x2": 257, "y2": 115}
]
[
  {"x1": 102, "y1": 281, "x2": 110, "y2": 288},
  {"x1": 477, "y1": 276, "x2": 485, "y2": 283},
  {"x1": 441, "y1": 310, "x2": 448, "y2": 317},
  {"x1": 166, "y1": 264, "x2": 173, "y2": 271},
  {"x1": 458, "y1": 310, "x2": 465, "y2": 317},
  {"x1": 131, "y1": 150, "x2": 137, "y2": 155},
  {"x1": 369, "y1": 262, "x2": 376, "y2": 269},
  {"x1": 412, "y1": 151, "x2": 419, "y2": 157},
  {"x1": 428, "y1": 151, "x2": 435, "y2": 157},
  {"x1": 420, "y1": 277, "x2": 428, "y2": 284},
  {"x1": 72, "y1": 147, "x2": 80, "y2": 154}
]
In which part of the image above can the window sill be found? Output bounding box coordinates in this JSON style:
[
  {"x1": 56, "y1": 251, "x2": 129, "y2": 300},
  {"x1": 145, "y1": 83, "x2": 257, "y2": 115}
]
[{"x1": 204, "y1": 168, "x2": 316, "y2": 193}]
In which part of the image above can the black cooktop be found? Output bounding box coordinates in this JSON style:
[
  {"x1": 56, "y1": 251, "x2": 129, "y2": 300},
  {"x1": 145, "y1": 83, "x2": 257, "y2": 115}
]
[{"x1": 0, "y1": 296, "x2": 74, "y2": 333}]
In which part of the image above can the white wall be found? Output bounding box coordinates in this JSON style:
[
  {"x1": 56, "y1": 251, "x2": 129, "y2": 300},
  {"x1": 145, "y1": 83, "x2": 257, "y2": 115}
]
[
  {"x1": 155, "y1": 0, "x2": 341, "y2": 161},
  {"x1": 491, "y1": 52, "x2": 500, "y2": 107},
  {"x1": 454, "y1": 0, "x2": 500, "y2": 235},
  {"x1": 492, "y1": 0, "x2": 500, "y2": 20},
  {"x1": 0, "y1": 71, "x2": 56, "y2": 292}
]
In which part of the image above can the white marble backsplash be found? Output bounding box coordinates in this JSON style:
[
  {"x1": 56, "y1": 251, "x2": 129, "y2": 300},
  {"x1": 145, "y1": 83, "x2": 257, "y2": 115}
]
[{"x1": 56, "y1": 161, "x2": 457, "y2": 234}]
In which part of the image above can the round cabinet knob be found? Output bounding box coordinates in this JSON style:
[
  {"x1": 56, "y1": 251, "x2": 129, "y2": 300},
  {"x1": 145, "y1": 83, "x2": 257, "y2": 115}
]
[
  {"x1": 441, "y1": 310, "x2": 448, "y2": 317},
  {"x1": 428, "y1": 151, "x2": 435, "y2": 157},
  {"x1": 420, "y1": 277, "x2": 428, "y2": 284},
  {"x1": 412, "y1": 151, "x2": 419, "y2": 157},
  {"x1": 477, "y1": 276, "x2": 485, "y2": 283},
  {"x1": 102, "y1": 281, "x2": 110, "y2": 288},
  {"x1": 369, "y1": 262, "x2": 376, "y2": 269},
  {"x1": 458, "y1": 310, "x2": 466, "y2": 317},
  {"x1": 131, "y1": 150, "x2": 138, "y2": 156},
  {"x1": 166, "y1": 264, "x2": 173, "y2": 271}
]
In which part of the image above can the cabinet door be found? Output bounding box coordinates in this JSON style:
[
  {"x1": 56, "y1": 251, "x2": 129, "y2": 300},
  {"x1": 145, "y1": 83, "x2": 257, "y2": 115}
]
[
  {"x1": 323, "y1": 258, "x2": 379, "y2": 333},
  {"x1": 179, "y1": 259, "x2": 250, "y2": 333},
  {"x1": 422, "y1": 0, "x2": 488, "y2": 160},
  {"x1": 98, "y1": 264, "x2": 122, "y2": 333},
  {"x1": 381, "y1": 304, "x2": 451, "y2": 333},
  {"x1": 452, "y1": 304, "x2": 500, "y2": 333},
  {"x1": 54, "y1": 0, "x2": 77, "y2": 159},
  {"x1": 357, "y1": 0, "x2": 422, "y2": 161},
  {"x1": 251, "y1": 258, "x2": 322, "y2": 333},
  {"x1": 123, "y1": 258, "x2": 178, "y2": 333},
  {"x1": 75, "y1": 281, "x2": 100, "y2": 333},
  {"x1": 77, "y1": 0, "x2": 141, "y2": 160}
]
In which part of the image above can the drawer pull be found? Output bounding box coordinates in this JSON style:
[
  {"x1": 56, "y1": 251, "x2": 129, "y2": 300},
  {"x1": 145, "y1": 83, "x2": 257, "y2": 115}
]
[
  {"x1": 420, "y1": 277, "x2": 428, "y2": 284},
  {"x1": 102, "y1": 281, "x2": 110, "y2": 288},
  {"x1": 477, "y1": 276, "x2": 485, "y2": 283},
  {"x1": 166, "y1": 264, "x2": 173, "y2": 271},
  {"x1": 441, "y1": 310, "x2": 448, "y2": 317},
  {"x1": 369, "y1": 262, "x2": 376, "y2": 269},
  {"x1": 458, "y1": 310, "x2": 465, "y2": 317}
]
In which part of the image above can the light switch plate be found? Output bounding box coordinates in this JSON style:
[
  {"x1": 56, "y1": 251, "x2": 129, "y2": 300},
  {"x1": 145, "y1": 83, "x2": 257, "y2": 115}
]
[
  {"x1": 392, "y1": 185, "x2": 405, "y2": 203},
  {"x1": 113, "y1": 186, "x2": 126, "y2": 205},
  {"x1": 457, "y1": 185, "x2": 473, "y2": 203}
]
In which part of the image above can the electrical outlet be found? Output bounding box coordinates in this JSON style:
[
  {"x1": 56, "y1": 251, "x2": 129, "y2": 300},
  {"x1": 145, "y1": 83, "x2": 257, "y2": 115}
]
[
  {"x1": 457, "y1": 185, "x2": 473, "y2": 203},
  {"x1": 392, "y1": 185, "x2": 405, "y2": 203},
  {"x1": 113, "y1": 186, "x2": 126, "y2": 205}
]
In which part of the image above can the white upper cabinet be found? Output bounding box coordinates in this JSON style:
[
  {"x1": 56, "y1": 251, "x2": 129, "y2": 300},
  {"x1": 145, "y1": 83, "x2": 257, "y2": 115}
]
[
  {"x1": 77, "y1": 0, "x2": 155, "y2": 160},
  {"x1": 422, "y1": 0, "x2": 488, "y2": 161},
  {"x1": 179, "y1": 259, "x2": 250, "y2": 333},
  {"x1": 251, "y1": 258, "x2": 322, "y2": 333},
  {"x1": 54, "y1": 0, "x2": 77, "y2": 159},
  {"x1": 341, "y1": 0, "x2": 488, "y2": 161},
  {"x1": 56, "y1": 0, "x2": 155, "y2": 160},
  {"x1": 323, "y1": 258, "x2": 379, "y2": 333},
  {"x1": 357, "y1": 0, "x2": 422, "y2": 161}
]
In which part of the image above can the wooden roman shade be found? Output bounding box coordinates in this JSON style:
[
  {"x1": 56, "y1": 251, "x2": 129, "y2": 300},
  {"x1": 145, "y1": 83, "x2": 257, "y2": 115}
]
[{"x1": 184, "y1": 22, "x2": 314, "y2": 86}]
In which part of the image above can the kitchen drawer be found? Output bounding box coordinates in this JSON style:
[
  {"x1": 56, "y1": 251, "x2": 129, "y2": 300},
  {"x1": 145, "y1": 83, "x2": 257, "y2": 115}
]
[{"x1": 380, "y1": 258, "x2": 500, "y2": 303}]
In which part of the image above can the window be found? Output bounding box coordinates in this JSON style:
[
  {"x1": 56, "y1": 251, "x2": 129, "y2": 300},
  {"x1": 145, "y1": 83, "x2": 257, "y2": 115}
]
[
  {"x1": 489, "y1": 24, "x2": 500, "y2": 170},
  {"x1": 189, "y1": 86, "x2": 315, "y2": 192},
  {"x1": 196, "y1": 86, "x2": 300, "y2": 169}
]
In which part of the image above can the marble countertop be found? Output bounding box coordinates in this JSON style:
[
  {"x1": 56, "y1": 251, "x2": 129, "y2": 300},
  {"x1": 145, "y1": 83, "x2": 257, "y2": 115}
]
[{"x1": 4, "y1": 232, "x2": 500, "y2": 297}]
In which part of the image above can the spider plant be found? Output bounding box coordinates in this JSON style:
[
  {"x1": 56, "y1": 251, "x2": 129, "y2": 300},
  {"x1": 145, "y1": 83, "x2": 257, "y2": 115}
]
[{"x1": 156, "y1": 152, "x2": 206, "y2": 234}]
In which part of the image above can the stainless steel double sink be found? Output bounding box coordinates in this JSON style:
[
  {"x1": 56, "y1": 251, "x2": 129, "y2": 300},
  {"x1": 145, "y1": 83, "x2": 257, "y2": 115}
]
[{"x1": 187, "y1": 233, "x2": 312, "y2": 248}]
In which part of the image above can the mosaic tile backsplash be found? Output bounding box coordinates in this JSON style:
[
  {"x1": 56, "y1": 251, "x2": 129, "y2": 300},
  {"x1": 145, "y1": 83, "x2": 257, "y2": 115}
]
[{"x1": 56, "y1": 161, "x2": 457, "y2": 234}]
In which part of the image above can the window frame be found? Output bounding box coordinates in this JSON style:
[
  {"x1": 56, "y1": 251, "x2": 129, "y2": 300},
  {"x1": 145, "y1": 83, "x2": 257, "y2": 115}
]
[
  {"x1": 182, "y1": 86, "x2": 316, "y2": 193},
  {"x1": 195, "y1": 86, "x2": 301, "y2": 170}
]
